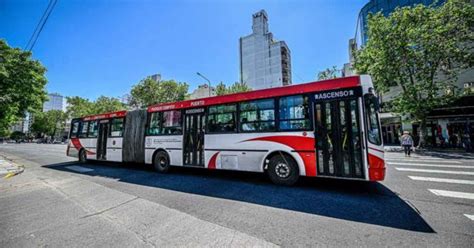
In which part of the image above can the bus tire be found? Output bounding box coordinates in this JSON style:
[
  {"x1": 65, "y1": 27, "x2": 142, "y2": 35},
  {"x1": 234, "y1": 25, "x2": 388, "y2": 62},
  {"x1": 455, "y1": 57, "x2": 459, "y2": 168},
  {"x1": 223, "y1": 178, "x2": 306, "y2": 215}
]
[
  {"x1": 267, "y1": 153, "x2": 299, "y2": 186},
  {"x1": 153, "y1": 151, "x2": 170, "y2": 173},
  {"x1": 79, "y1": 149, "x2": 87, "y2": 163}
]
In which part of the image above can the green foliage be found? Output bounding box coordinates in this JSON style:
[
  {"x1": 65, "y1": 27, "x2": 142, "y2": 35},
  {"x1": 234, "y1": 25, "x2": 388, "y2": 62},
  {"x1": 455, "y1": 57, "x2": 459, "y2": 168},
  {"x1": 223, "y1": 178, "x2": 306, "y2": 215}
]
[
  {"x1": 66, "y1": 96, "x2": 95, "y2": 118},
  {"x1": 66, "y1": 96, "x2": 125, "y2": 119},
  {"x1": 354, "y1": 0, "x2": 474, "y2": 122},
  {"x1": 215, "y1": 81, "x2": 252, "y2": 96},
  {"x1": 93, "y1": 96, "x2": 125, "y2": 114},
  {"x1": 129, "y1": 78, "x2": 189, "y2": 108},
  {"x1": 31, "y1": 110, "x2": 67, "y2": 138},
  {"x1": 10, "y1": 131, "x2": 25, "y2": 141},
  {"x1": 0, "y1": 39, "x2": 48, "y2": 135},
  {"x1": 317, "y1": 66, "x2": 341, "y2": 80}
]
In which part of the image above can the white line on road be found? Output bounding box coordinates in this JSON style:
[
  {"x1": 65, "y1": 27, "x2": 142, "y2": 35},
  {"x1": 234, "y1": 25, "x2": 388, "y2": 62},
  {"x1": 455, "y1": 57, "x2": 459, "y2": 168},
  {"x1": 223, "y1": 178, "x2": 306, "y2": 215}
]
[
  {"x1": 429, "y1": 189, "x2": 474, "y2": 200},
  {"x1": 464, "y1": 214, "x2": 474, "y2": 221},
  {"x1": 386, "y1": 159, "x2": 461, "y2": 164},
  {"x1": 388, "y1": 162, "x2": 472, "y2": 169},
  {"x1": 386, "y1": 156, "x2": 443, "y2": 160},
  {"x1": 65, "y1": 166, "x2": 94, "y2": 173},
  {"x1": 395, "y1": 168, "x2": 474, "y2": 175},
  {"x1": 408, "y1": 176, "x2": 474, "y2": 185}
]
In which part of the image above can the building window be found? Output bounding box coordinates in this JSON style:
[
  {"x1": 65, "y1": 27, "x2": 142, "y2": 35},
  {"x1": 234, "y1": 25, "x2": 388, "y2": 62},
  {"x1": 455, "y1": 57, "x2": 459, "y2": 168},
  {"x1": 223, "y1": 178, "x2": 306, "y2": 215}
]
[
  {"x1": 239, "y1": 99, "x2": 275, "y2": 132},
  {"x1": 110, "y1": 118, "x2": 124, "y2": 137},
  {"x1": 208, "y1": 104, "x2": 237, "y2": 133},
  {"x1": 147, "y1": 110, "x2": 182, "y2": 135},
  {"x1": 279, "y1": 95, "x2": 311, "y2": 131},
  {"x1": 87, "y1": 121, "x2": 98, "y2": 138},
  {"x1": 79, "y1": 121, "x2": 89, "y2": 138}
]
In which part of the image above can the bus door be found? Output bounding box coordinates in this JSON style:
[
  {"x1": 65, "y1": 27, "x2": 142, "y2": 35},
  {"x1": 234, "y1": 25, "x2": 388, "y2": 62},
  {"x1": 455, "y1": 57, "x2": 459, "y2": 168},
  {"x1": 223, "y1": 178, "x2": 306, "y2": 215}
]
[
  {"x1": 314, "y1": 97, "x2": 364, "y2": 178},
  {"x1": 183, "y1": 108, "x2": 205, "y2": 166},
  {"x1": 97, "y1": 119, "x2": 109, "y2": 160}
]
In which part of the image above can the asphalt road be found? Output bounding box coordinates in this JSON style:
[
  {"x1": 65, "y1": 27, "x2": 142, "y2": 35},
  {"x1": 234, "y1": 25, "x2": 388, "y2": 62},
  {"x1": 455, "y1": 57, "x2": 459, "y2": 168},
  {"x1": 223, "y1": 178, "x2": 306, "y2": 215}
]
[{"x1": 1, "y1": 143, "x2": 473, "y2": 247}]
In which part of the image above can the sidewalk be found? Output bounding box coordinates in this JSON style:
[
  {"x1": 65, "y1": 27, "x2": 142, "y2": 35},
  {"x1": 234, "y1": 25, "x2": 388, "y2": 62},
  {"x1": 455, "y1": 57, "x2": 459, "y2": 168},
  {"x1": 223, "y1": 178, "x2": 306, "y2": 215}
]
[{"x1": 0, "y1": 155, "x2": 24, "y2": 179}]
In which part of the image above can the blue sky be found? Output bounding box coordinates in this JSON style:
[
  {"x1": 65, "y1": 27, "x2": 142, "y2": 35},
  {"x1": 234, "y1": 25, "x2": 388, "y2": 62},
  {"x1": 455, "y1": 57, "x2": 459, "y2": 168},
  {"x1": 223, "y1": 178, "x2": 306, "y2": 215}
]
[{"x1": 1, "y1": 0, "x2": 366, "y2": 100}]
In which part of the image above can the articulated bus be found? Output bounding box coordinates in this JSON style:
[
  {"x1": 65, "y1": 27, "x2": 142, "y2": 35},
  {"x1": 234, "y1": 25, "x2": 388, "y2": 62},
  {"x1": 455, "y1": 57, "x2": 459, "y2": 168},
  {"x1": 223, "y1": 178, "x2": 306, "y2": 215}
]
[{"x1": 67, "y1": 75, "x2": 384, "y2": 185}]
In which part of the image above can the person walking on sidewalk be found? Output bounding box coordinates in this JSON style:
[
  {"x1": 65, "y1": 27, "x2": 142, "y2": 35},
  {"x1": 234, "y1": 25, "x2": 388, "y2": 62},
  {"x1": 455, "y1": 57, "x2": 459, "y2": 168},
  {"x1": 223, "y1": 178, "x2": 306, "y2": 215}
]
[{"x1": 401, "y1": 131, "x2": 414, "y2": 157}]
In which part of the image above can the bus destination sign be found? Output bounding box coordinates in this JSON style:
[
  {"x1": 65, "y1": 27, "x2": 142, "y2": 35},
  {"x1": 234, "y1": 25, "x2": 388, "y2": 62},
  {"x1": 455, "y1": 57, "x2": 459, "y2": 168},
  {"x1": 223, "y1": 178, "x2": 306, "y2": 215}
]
[{"x1": 314, "y1": 88, "x2": 360, "y2": 101}]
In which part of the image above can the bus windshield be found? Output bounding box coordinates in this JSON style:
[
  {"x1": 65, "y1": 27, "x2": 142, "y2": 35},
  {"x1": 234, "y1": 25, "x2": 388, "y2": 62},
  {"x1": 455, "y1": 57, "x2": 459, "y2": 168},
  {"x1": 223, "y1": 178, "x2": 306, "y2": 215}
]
[{"x1": 364, "y1": 94, "x2": 382, "y2": 145}]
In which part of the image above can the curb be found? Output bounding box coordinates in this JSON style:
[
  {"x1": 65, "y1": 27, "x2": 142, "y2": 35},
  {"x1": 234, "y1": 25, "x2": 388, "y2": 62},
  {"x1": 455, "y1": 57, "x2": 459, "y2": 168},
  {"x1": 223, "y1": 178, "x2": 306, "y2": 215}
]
[{"x1": 0, "y1": 156, "x2": 25, "y2": 179}]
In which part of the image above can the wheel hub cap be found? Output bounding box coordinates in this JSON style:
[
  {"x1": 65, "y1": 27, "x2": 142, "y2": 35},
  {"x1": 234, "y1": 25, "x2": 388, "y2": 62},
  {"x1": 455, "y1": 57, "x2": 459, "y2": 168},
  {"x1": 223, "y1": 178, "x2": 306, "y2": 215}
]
[{"x1": 275, "y1": 163, "x2": 290, "y2": 178}]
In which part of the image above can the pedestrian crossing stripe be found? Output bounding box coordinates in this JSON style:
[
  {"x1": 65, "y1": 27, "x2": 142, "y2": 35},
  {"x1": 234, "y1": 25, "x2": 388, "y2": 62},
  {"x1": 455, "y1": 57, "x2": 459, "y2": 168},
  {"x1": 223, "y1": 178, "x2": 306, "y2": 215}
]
[
  {"x1": 464, "y1": 214, "x2": 474, "y2": 221},
  {"x1": 429, "y1": 189, "x2": 474, "y2": 200},
  {"x1": 386, "y1": 159, "x2": 462, "y2": 164},
  {"x1": 408, "y1": 176, "x2": 474, "y2": 185},
  {"x1": 395, "y1": 168, "x2": 474, "y2": 175},
  {"x1": 388, "y1": 162, "x2": 473, "y2": 169}
]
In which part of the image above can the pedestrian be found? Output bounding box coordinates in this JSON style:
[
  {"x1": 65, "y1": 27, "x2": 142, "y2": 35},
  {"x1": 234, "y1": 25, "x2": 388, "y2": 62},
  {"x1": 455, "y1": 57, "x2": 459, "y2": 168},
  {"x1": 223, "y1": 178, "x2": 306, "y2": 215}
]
[{"x1": 401, "y1": 131, "x2": 414, "y2": 157}]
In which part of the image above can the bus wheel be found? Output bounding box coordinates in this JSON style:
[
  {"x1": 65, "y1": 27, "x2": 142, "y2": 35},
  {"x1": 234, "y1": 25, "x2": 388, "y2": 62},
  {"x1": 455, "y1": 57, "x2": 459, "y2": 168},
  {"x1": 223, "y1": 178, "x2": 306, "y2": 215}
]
[
  {"x1": 79, "y1": 149, "x2": 87, "y2": 163},
  {"x1": 267, "y1": 154, "x2": 299, "y2": 186},
  {"x1": 153, "y1": 151, "x2": 170, "y2": 173}
]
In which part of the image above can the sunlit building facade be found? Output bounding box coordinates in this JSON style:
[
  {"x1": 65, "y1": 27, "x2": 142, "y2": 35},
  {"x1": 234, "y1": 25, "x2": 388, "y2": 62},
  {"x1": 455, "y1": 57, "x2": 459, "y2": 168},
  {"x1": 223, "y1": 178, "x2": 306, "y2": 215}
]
[{"x1": 239, "y1": 10, "x2": 291, "y2": 90}]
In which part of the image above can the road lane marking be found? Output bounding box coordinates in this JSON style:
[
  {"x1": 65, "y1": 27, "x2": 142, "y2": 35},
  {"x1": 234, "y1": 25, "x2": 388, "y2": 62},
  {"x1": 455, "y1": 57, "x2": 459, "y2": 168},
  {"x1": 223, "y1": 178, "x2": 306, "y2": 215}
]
[
  {"x1": 386, "y1": 159, "x2": 461, "y2": 164},
  {"x1": 388, "y1": 162, "x2": 472, "y2": 169},
  {"x1": 395, "y1": 168, "x2": 474, "y2": 175},
  {"x1": 408, "y1": 176, "x2": 474, "y2": 185},
  {"x1": 65, "y1": 166, "x2": 94, "y2": 173},
  {"x1": 429, "y1": 189, "x2": 474, "y2": 200},
  {"x1": 464, "y1": 214, "x2": 474, "y2": 221},
  {"x1": 386, "y1": 156, "x2": 443, "y2": 160}
]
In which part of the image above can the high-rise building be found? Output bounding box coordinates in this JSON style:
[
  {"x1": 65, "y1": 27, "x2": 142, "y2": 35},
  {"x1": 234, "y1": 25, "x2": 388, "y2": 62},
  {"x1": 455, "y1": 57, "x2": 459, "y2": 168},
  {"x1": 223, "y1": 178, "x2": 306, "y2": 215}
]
[
  {"x1": 43, "y1": 93, "x2": 66, "y2": 112},
  {"x1": 239, "y1": 10, "x2": 291, "y2": 90},
  {"x1": 149, "y1": 74, "x2": 161, "y2": 82},
  {"x1": 358, "y1": 0, "x2": 445, "y2": 45}
]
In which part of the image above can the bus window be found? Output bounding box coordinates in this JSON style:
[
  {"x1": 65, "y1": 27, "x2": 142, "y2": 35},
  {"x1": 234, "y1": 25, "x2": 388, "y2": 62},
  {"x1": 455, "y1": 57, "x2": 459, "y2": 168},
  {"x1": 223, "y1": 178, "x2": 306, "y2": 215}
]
[
  {"x1": 147, "y1": 112, "x2": 161, "y2": 135},
  {"x1": 87, "y1": 121, "x2": 99, "y2": 138},
  {"x1": 208, "y1": 104, "x2": 237, "y2": 133},
  {"x1": 79, "y1": 121, "x2": 89, "y2": 138},
  {"x1": 110, "y1": 118, "x2": 124, "y2": 137},
  {"x1": 365, "y1": 94, "x2": 382, "y2": 145},
  {"x1": 70, "y1": 120, "x2": 80, "y2": 138},
  {"x1": 279, "y1": 95, "x2": 311, "y2": 131},
  {"x1": 239, "y1": 99, "x2": 275, "y2": 132},
  {"x1": 147, "y1": 111, "x2": 182, "y2": 135},
  {"x1": 162, "y1": 110, "x2": 182, "y2": 135}
]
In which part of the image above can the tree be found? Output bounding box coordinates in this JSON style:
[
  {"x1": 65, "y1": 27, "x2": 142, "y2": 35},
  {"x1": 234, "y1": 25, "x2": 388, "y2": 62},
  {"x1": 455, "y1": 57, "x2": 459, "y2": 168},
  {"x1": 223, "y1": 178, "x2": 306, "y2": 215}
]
[
  {"x1": 317, "y1": 66, "x2": 341, "y2": 80},
  {"x1": 66, "y1": 95, "x2": 125, "y2": 119},
  {"x1": 66, "y1": 96, "x2": 94, "y2": 119},
  {"x1": 93, "y1": 96, "x2": 125, "y2": 114},
  {"x1": 215, "y1": 81, "x2": 252, "y2": 96},
  {"x1": 129, "y1": 78, "x2": 189, "y2": 108},
  {"x1": 354, "y1": 0, "x2": 473, "y2": 147},
  {"x1": 10, "y1": 131, "x2": 25, "y2": 141},
  {"x1": 0, "y1": 39, "x2": 48, "y2": 135},
  {"x1": 31, "y1": 110, "x2": 67, "y2": 139}
]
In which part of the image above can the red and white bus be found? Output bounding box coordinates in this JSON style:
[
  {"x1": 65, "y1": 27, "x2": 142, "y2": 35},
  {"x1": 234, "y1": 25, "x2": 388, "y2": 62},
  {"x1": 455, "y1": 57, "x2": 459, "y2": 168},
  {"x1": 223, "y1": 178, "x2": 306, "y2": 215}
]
[{"x1": 67, "y1": 75, "x2": 385, "y2": 185}]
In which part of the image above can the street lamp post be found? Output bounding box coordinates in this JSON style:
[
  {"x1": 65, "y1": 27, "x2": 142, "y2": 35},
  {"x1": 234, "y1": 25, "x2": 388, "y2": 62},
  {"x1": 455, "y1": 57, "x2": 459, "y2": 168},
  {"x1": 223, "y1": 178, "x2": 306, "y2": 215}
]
[{"x1": 196, "y1": 72, "x2": 212, "y2": 97}]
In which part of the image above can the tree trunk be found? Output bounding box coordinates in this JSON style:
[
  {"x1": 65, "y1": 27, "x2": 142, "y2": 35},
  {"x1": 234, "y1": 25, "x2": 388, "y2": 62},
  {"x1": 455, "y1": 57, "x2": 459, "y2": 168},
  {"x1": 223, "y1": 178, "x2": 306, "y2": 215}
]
[{"x1": 417, "y1": 118, "x2": 427, "y2": 148}]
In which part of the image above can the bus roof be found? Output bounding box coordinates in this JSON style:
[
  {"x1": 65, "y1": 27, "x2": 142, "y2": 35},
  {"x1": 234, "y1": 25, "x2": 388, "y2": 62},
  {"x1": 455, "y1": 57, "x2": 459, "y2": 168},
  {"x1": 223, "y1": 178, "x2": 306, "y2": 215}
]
[
  {"x1": 147, "y1": 76, "x2": 361, "y2": 112},
  {"x1": 82, "y1": 110, "x2": 127, "y2": 121}
]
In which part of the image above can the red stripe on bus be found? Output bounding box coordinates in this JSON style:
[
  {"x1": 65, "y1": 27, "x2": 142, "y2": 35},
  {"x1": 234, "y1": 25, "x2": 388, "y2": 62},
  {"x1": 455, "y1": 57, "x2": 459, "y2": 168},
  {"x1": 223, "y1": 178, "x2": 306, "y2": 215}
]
[
  {"x1": 82, "y1": 110, "x2": 127, "y2": 121},
  {"x1": 70, "y1": 138, "x2": 96, "y2": 155},
  {"x1": 148, "y1": 76, "x2": 361, "y2": 112},
  {"x1": 208, "y1": 152, "x2": 220, "y2": 169},
  {"x1": 242, "y1": 136, "x2": 317, "y2": 177}
]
